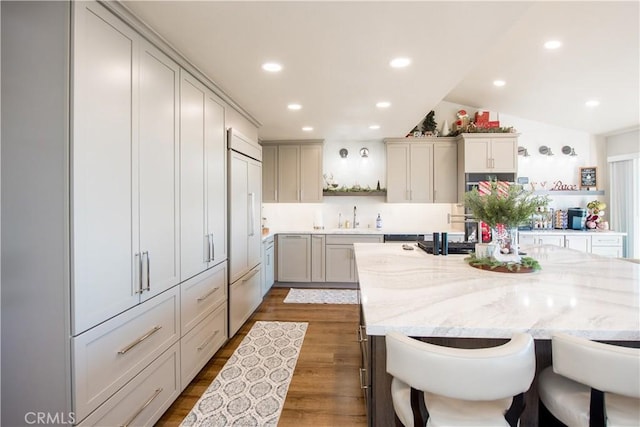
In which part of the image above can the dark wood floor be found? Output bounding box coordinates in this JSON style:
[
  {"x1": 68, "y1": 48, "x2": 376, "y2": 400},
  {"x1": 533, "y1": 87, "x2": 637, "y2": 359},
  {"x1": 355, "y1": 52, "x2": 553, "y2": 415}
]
[{"x1": 155, "y1": 287, "x2": 367, "y2": 426}]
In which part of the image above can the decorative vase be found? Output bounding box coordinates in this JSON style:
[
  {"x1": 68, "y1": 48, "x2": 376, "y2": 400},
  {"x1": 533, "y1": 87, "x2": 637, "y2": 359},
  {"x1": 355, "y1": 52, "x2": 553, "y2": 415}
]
[
  {"x1": 491, "y1": 225, "x2": 521, "y2": 263},
  {"x1": 441, "y1": 119, "x2": 450, "y2": 136}
]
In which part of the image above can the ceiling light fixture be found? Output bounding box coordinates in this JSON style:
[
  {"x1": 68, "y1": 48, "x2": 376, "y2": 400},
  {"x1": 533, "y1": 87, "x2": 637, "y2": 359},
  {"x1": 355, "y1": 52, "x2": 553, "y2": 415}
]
[
  {"x1": 302, "y1": 126, "x2": 313, "y2": 132},
  {"x1": 287, "y1": 103, "x2": 302, "y2": 110},
  {"x1": 390, "y1": 57, "x2": 411, "y2": 68},
  {"x1": 544, "y1": 40, "x2": 562, "y2": 50},
  {"x1": 376, "y1": 101, "x2": 391, "y2": 108},
  {"x1": 369, "y1": 124, "x2": 380, "y2": 130},
  {"x1": 493, "y1": 80, "x2": 506, "y2": 87},
  {"x1": 585, "y1": 100, "x2": 600, "y2": 107},
  {"x1": 261, "y1": 62, "x2": 282, "y2": 72}
]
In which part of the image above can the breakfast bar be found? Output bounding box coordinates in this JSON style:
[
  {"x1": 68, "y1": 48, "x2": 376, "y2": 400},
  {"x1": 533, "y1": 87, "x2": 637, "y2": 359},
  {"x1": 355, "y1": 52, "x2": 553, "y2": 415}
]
[{"x1": 354, "y1": 243, "x2": 640, "y2": 426}]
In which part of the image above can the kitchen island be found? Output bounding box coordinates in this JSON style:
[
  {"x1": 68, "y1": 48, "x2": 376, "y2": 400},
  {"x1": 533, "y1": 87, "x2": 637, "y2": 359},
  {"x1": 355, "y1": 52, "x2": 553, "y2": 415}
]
[{"x1": 354, "y1": 243, "x2": 640, "y2": 427}]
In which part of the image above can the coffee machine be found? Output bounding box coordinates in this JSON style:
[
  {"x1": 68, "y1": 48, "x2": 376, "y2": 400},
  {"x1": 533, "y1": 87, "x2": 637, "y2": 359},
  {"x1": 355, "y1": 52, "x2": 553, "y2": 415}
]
[{"x1": 567, "y1": 208, "x2": 587, "y2": 230}]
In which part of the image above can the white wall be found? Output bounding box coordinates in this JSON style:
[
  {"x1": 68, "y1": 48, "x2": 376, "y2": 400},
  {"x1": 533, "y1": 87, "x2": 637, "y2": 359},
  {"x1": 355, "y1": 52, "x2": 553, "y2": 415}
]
[
  {"x1": 606, "y1": 128, "x2": 640, "y2": 157},
  {"x1": 265, "y1": 100, "x2": 616, "y2": 232}
]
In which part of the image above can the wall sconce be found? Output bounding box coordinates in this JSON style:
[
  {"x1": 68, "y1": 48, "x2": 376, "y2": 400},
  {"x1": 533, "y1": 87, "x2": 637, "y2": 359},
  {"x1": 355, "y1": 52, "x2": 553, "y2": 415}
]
[
  {"x1": 517, "y1": 146, "x2": 530, "y2": 157},
  {"x1": 539, "y1": 145, "x2": 554, "y2": 156},
  {"x1": 359, "y1": 147, "x2": 369, "y2": 158},
  {"x1": 339, "y1": 148, "x2": 348, "y2": 158},
  {"x1": 562, "y1": 145, "x2": 577, "y2": 156}
]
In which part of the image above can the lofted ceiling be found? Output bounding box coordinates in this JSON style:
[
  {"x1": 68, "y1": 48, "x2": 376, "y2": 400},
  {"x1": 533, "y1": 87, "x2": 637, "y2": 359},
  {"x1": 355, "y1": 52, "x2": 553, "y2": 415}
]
[{"x1": 121, "y1": 1, "x2": 640, "y2": 141}]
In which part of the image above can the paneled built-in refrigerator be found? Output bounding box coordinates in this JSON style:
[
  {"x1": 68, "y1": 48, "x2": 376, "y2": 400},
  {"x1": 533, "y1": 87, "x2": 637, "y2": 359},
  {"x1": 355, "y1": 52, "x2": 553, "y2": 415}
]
[{"x1": 227, "y1": 128, "x2": 263, "y2": 337}]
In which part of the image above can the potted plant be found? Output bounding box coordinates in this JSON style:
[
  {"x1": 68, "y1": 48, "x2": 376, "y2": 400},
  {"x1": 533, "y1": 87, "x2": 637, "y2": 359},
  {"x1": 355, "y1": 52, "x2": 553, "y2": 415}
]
[{"x1": 464, "y1": 181, "x2": 549, "y2": 264}]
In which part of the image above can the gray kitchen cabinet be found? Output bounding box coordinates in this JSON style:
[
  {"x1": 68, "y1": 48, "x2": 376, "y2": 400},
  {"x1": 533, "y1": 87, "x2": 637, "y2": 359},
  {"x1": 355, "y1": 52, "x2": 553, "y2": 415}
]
[
  {"x1": 262, "y1": 141, "x2": 323, "y2": 203},
  {"x1": 311, "y1": 235, "x2": 326, "y2": 282},
  {"x1": 385, "y1": 138, "x2": 457, "y2": 203},
  {"x1": 458, "y1": 133, "x2": 518, "y2": 173},
  {"x1": 262, "y1": 236, "x2": 275, "y2": 295},
  {"x1": 277, "y1": 234, "x2": 312, "y2": 282},
  {"x1": 325, "y1": 235, "x2": 383, "y2": 282}
]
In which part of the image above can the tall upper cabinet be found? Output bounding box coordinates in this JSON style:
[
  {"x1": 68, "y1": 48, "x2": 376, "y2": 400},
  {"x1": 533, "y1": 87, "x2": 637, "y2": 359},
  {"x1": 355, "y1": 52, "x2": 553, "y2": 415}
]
[
  {"x1": 385, "y1": 138, "x2": 458, "y2": 203},
  {"x1": 180, "y1": 72, "x2": 227, "y2": 281},
  {"x1": 261, "y1": 141, "x2": 323, "y2": 203},
  {"x1": 457, "y1": 133, "x2": 518, "y2": 173},
  {"x1": 73, "y1": 2, "x2": 180, "y2": 335}
]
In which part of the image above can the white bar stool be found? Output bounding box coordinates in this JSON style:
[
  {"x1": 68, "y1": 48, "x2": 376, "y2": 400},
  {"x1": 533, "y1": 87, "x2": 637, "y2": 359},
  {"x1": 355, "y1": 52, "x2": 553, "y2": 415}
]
[
  {"x1": 385, "y1": 332, "x2": 536, "y2": 427},
  {"x1": 538, "y1": 333, "x2": 640, "y2": 427}
]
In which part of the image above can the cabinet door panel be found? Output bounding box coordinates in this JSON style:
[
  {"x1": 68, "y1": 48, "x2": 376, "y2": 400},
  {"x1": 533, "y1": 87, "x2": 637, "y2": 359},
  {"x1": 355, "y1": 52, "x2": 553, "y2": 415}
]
[
  {"x1": 433, "y1": 142, "x2": 457, "y2": 203},
  {"x1": 300, "y1": 145, "x2": 323, "y2": 202},
  {"x1": 325, "y1": 245, "x2": 355, "y2": 282},
  {"x1": 229, "y1": 151, "x2": 249, "y2": 283},
  {"x1": 277, "y1": 145, "x2": 300, "y2": 202},
  {"x1": 491, "y1": 138, "x2": 517, "y2": 172},
  {"x1": 73, "y1": 2, "x2": 138, "y2": 334},
  {"x1": 464, "y1": 139, "x2": 491, "y2": 172},
  {"x1": 205, "y1": 94, "x2": 227, "y2": 266},
  {"x1": 262, "y1": 145, "x2": 278, "y2": 202},
  {"x1": 277, "y1": 235, "x2": 311, "y2": 282},
  {"x1": 565, "y1": 235, "x2": 591, "y2": 252},
  {"x1": 139, "y1": 41, "x2": 180, "y2": 298},
  {"x1": 248, "y1": 159, "x2": 263, "y2": 268},
  {"x1": 386, "y1": 144, "x2": 410, "y2": 202},
  {"x1": 311, "y1": 235, "x2": 326, "y2": 282},
  {"x1": 410, "y1": 144, "x2": 433, "y2": 202},
  {"x1": 229, "y1": 266, "x2": 262, "y2": 336},
  {"x1": 180, "y1": 73, "x2": 208, "y2": 281}
]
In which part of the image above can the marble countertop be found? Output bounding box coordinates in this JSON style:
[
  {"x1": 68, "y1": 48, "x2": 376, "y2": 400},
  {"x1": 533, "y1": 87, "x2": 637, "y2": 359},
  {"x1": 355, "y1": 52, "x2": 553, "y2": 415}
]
[
  {"x1": 355, "y1": 243, "x2": 639, "y2": 340},
  {"x1": 519, "y1": 229, "x2": 626, "y2": 236}
]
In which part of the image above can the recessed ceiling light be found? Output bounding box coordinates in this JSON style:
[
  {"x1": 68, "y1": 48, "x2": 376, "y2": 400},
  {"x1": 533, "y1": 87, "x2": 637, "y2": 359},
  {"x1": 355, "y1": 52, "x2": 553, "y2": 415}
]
[
  {"x1": 302, "y1": 126, "x2": 313, "y2": 131},
  {"x1": 585, "y1": 100, "x2": 600, "y2": 107},
  {"x1": 369, "y1": 125, "x2": 380, "y2": 130},
  {"x1": 493, "y1": 80, "x2": 506, "y2": 87},
  {"x1": 287, "y1": 103, "x2": 302, "y2": 110},
  {"x1": 261, "y1": 62, "x2": 282, "y2": 72},
  {"x1": 390, "y1": 57, "x2": 411, "y2": 68},
  {"x1": 544, "y1": 40, "x2": 562, "y2": 50},
  {"x1": 376, "y1": 101, "x2": 391, "y2": 108}
]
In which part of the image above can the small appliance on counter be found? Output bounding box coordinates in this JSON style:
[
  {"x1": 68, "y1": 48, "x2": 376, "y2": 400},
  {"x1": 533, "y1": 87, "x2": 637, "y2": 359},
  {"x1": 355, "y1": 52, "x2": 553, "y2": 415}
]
[{"x1": 567, "y1": 208, "x2": 587, "y2": 230}]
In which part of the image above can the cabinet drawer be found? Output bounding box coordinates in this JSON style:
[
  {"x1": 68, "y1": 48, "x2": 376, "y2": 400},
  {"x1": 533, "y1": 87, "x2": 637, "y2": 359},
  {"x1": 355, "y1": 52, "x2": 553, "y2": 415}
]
[
  {"x1": 591, "y1": 246, "x2": 622, "y2": 258},
  {"x1": 78, "y1": 342, "x2": 180, "y2": 426},
  {"x1": 325, "y1": 235, "x2": 383, "y2": 245},
  {"x1": 229, "y1": 266, "x2": 262, "y2": 337},
  {"x1": 181, "y1": 263, "x2": 227, "y2": 335},
  {"x1": 181, "y1": 303, "x2": 227, "y2": 390},
  {"x1": 73, "y1": 287, "x2": 180, "y2": 421},
  {"x1": 591, "y1": 234, "x2": 623, "y2": 246}
]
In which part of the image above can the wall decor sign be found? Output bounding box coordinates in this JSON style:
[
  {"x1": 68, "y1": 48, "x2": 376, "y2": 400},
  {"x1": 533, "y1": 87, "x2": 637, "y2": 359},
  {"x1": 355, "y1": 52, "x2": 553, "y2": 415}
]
[{"x1": 579, "y1": 167, "x2": 597, "y2": 189}]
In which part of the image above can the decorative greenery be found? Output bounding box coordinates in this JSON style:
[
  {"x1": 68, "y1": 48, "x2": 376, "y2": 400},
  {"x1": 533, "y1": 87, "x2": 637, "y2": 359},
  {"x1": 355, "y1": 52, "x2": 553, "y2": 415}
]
[
  {"x1": 324, "y1": 185, "x2": 386, "y2": 192},
  {"x1": 465, "y1": 253, "x2": 541, "y2": 272},
  {"x1": 448, "y1": 126, "x2": 516, "y2": 137},
  {"x1": 464, "y1": 180, "x2": 549, "y2": 229},
  {"x1": 421, "y1": 110, "x2": 437, "y2": 134}
]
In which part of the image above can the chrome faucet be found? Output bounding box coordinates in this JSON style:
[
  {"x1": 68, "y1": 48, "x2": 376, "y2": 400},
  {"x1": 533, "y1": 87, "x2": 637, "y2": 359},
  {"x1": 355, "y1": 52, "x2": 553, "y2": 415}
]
[{"x1": 353, "y1": 206, "x2": 359, "y2": 229}]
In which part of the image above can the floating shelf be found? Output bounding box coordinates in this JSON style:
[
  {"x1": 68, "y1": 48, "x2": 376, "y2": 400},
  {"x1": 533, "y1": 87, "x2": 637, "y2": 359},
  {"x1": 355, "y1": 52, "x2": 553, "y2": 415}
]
[
  {"x1": 533, "y1": 190, "x2": 605, "y2": 196},
  {"x1": 323, "y1": 190, "x2": 387, "y2": 197}
]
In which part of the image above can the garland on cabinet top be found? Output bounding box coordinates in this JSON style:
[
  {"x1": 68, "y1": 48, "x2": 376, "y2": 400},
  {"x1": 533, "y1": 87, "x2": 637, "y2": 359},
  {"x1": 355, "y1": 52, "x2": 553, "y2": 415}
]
[{"x1": 407, "y1": 109, "x2": 516, "y2": 138}]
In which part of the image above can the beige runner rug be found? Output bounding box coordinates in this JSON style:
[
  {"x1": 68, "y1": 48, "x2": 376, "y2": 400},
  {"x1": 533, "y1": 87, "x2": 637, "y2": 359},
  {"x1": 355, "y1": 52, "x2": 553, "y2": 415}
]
[{"x1": 181, "y1": 321, "x2": 307, "y2": 426}]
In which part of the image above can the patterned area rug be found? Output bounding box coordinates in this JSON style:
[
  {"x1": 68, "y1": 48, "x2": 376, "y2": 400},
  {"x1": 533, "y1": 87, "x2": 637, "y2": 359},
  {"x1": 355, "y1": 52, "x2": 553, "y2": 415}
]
[
  {"x1": 181, "y1": 321, "x2": 308, "y2": 427},
  {"x1": 283, "y1": 288, "x2": 358, "y2": 304}
]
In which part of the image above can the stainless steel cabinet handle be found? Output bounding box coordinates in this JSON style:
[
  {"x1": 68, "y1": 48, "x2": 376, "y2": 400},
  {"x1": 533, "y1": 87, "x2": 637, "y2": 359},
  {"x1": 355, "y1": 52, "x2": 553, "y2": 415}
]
[
  {"x1": 143, "y1": 251, "x2": 150, "y2": 292},
  {"x1": 196, "y1": 287, "x2": 219, "y2": 302},
  {"x1": 242, "y1": 268, "x2": 260, "y2": 282},
  {"x1": 286, "y1": 235, "x2": 302, "y2": 238},
  {"x1": 117, "y1": 325, "x2": 162, "y2": 355},
  {"x1": 197, "y1": 330, "x2": 220, "y2": 351},
  {"x1": 359, "y1": 368, "x2": 368, "y2": 390},
  {"x1": 120, "y1": 388, "x2": 163, "y2": 427},
  {"x1": 205, "y1": 234, "x2": 210, "y2": 262},
  {"x1": 210, "y1": 234, "x2": 215, "y2": 262},
  {"x1": 357, "y1": 325, "x2": 368, "y2": 343},
  {"x1": 135, "y1": 252, "x2": 143, "y2": 294}
]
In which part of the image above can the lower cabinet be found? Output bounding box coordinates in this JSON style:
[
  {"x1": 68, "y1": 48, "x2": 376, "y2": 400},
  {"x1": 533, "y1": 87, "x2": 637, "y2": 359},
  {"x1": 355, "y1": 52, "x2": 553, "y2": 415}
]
[
  {"x1": 262, "y1": 236, "x2": 275, "y2": 295},
  {"x1": 325, "y1": 235, "x2": 384, "y2": 283},
  {"x1": 78, "y1": 342, "x2": 180, "y2": 427},
  {"x1": 277, "y1": 234, "x2": 311, "y2": 282},
  {"x1": 311, "y1": 235, "x2": 326, "y2": 282},
  {"x1": 519, "y1": 232, "x2": 624, "y2": 257},
  {"x1": 229, "y1": 265, "x2": 262, "y2": 337}
]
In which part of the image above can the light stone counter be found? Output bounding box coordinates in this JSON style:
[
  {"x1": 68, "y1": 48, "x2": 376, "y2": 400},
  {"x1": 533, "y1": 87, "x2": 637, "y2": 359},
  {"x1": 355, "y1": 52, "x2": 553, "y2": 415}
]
[{"x1": 355, "y1": 243, "x2": 639, "y2": 340}]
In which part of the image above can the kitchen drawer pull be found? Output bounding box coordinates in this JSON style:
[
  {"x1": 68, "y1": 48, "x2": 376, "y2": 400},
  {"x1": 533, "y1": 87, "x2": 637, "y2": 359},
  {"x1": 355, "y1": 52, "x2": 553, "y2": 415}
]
[
  {"x1": 242, "y1": 269, "x2": 260, "y2": 282},
  {"x1": 359, "y1": 368, "x2": 368, "y2": 390},
  {"x1": 196, "y1": 287, "x2": 220, "y2": 302},
  {"x1": 357, "y1": 325, "x2": 368, "y2": 343},
  {"x1": 197, "y1": 330, "x2": 220, "y2": 351},
  {"x1": 120, "y1": 387, "x2": 163, "y2": 427},
  {"x1": 117, "y1": 326, "x2": 162, "y2": 355},
  {"x1": 285, "y1": 235, "x2": 302, "y2": 238}
]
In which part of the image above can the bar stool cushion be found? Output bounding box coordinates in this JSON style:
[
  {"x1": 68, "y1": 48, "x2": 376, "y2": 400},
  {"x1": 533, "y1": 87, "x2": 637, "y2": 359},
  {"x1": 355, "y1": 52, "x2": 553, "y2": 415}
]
[
  {"x1": 387, "y1": 332, "x2": 535, "y2": 427},
  {"x1": 538, "y1": 333, "x2": 640, "y2": 427}
]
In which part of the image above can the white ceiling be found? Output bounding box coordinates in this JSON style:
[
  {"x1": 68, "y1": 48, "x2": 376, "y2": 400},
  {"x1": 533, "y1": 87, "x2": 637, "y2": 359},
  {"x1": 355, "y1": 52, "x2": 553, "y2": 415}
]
[{"x1": 122, "y1": 1, "x2": 640, "y2": 141}]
